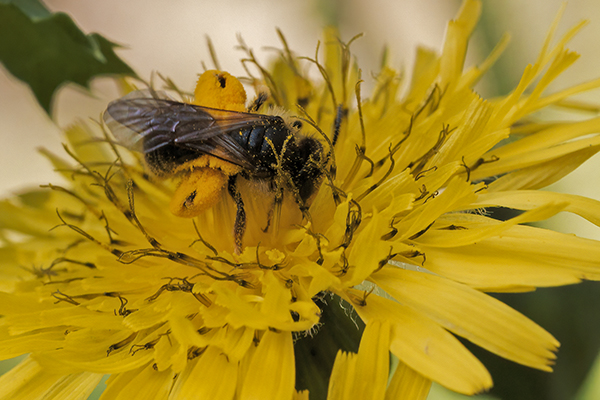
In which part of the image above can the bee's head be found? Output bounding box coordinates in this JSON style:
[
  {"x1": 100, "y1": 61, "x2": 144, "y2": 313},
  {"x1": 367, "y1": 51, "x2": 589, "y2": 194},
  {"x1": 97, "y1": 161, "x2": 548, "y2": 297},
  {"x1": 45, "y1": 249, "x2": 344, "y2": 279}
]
[{"x1": 288, "y1": 136, "x2": 327, "y2": 205}]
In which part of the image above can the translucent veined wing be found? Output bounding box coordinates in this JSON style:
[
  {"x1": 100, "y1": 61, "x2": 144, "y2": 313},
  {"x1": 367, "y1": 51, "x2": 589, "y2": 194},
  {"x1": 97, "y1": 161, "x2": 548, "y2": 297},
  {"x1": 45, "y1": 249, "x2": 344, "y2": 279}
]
[
  {"x1": 103, "y1": 89, "x2": 219, "y2": 153},
  {"x1": 103, "y1": 89, "x2": 286, "y2": 170}
]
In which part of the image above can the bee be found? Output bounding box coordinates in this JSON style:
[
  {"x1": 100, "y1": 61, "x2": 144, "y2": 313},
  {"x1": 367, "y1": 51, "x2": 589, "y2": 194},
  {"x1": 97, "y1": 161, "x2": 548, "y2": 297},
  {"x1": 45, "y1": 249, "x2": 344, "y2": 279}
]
[{"x1": 103, "y1": 70, "x2": 328, "y2": 253}]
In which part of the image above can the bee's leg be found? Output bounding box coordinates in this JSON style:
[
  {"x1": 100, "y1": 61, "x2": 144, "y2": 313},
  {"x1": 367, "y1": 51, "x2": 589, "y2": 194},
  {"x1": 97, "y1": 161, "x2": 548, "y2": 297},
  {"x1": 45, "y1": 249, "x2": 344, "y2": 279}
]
[
  {"x1": 227, "y1": 175, "x2": 246, "y2": 254},
  {"x1": 262, "y1": 208, "x2": 273, "y2": 233},
  {"x1": 262, "y1": 187, "x2": 283, "y2": 234}
]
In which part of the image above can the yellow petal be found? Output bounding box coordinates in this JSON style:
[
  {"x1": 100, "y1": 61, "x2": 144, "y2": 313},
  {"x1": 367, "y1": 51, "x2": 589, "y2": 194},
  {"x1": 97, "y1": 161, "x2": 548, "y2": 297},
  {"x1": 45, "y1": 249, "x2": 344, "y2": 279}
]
[
  {"x1": 419, "y1": 221, "x2": 600, "y2": 289},
  {"x1": 260, "y1": 271, "x2": 294, "y2": 323},
  {"x1": 239, "y1": 330, "x2": 295, "y2": 400},
  {"x1": 371, "y1": 267, "x2": 559, "y2": 371},
  {"x1": 353, "y1": 320, "x2": 390, "y2": 400},
  {"x1": 394, "y1": 177, "x2": 478, "y2": 241},
  {"x1": 414, "y1": 202, "x2": 568, "y2": 247},
  {"x1": 485, "y1": 145, "x2": 600, "y2": 191},
  {"x1": 288, "y1": 261, "x2": 342, "y2": 297},
  {"x1": 0, "y1": 198, "x2": 59, "y2": 237},
  {"x1": 327, "y1": 320, "x2": 391, "y2": 400},
  {"x1": 439, "y1": 0, "x2": 481, "y2": 88},
  {"x1": 403, "y1": 46, "x2": 440, "y2": 110},
  {"x1": 473, "y1": 116, "x2": 600, "y2": 181},
  {"x1": 153, "y1": 332, "x2": 186, "y2": 373},
  {"x1": 347, "y1": 211, "x2": 395, "y2": 286},
  {"x1": 350, "y1": 291, "x2": 492, "y2": 395},
  {"x1": 173, "y1": 346, "x2": 238, "y2": 400},
  {"x1": 168, "y1": 315, "x2": 210, "y2": 349},
  {"x1": 294, "y1": 390, "x2": 310, "y2": 400},
  {"x1": 64, "y1": 123, "x2": 115, "y2": 166},
  {"x1": 533, "y1": 77, "x2": 600, "y2": 110},
  {"x1": 6, "y1": 305, "x2": 125, "y2": 335},
  {"x1": 473, "y1": 190, "x2": 600, "y2": 227},
  {"x1": 0, "y1": 356, "x2": 102, "y2": 400},
  {"x1": 327, "y1": 351, "x2": 357, "y2": 400},
  {"x1": 101, "y1": 363, "x2": 174, "y2": 400},
  {"x1": 490, "y1": 117, "x2": 600, "y2": 163},
  {"x1": 33, "y1": 333, "x2": 155, "y2": 374},
  {"x1": 209, "y1": 325, "x2": 255, "y2": 362},
  {"x1": 460, "y1": 32, "x2": 510, "y2": 89},
  {"x1": 426, "y1": 98, "x2": 495, "y2": 168},
  {"x1": 385, "y1": 361, "x2": 432, "y2": 400},
  {"x1": 44, "y1": 372, "x2": 104, "y2": 400},
  {"x1": 0, "y1": 327, "x2": 65, "y2": 359}
]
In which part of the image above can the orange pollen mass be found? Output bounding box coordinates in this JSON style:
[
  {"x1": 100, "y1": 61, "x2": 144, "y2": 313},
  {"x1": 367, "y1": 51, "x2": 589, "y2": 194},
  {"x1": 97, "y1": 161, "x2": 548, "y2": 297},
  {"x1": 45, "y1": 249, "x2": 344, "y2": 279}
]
[{"x1": 193, "y1": 69, "x2": 247, "y2": 112}]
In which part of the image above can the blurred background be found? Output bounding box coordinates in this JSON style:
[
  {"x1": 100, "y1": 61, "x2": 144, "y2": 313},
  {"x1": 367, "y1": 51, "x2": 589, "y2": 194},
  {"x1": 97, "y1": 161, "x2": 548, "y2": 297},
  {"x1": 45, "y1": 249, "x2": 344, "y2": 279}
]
[{"x1": 1, "y1": 0, "x2": 600, "y2": 398}]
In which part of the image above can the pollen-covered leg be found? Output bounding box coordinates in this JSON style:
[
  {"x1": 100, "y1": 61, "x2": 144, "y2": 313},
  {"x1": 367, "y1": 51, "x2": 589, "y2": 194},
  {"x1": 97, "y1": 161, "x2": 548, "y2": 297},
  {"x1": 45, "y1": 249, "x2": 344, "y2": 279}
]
[
  {"x1": 262, "y1": 187, "x2": 283, "y2": 236},
  {"x1": 170, "y1": 167, "x2": 227, "y2": 218},
  {"x1": 227, "y1": 175, "x2": 246, "y2": 254}
]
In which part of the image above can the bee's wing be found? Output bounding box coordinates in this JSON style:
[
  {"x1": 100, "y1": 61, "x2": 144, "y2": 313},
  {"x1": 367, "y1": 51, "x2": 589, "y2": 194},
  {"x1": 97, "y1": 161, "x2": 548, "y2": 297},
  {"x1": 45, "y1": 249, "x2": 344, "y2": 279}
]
[
  {"x1": 103, "y1": 89, "x2": 219, "y2": 153},
  {"x1": 103, "y1": 90, "x2": 276, "y2": 170}
]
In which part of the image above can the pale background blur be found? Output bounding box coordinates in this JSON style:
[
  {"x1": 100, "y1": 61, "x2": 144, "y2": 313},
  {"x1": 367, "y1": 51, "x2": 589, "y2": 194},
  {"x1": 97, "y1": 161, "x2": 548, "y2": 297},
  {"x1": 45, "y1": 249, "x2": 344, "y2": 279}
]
[{"x1": 1, "y1": 1, "x2": 600, "y2": 398}]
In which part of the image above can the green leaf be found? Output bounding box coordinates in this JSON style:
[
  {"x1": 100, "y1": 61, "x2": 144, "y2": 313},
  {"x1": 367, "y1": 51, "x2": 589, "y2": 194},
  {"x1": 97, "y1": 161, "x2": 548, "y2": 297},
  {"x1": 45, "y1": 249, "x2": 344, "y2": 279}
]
[
  {"x1": 0, "y1": 0, "x2": 50, "y2": 20},
  {"x1": 0, "y1": 1, "x2": 137, "y2": 115}
]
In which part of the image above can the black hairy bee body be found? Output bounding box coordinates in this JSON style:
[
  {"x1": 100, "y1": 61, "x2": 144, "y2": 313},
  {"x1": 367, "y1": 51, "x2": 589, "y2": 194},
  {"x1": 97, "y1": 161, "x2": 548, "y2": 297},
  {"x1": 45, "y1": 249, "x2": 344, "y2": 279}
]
[{"x1": 103, "y1": 88, "x2": 327, "y2": 252}]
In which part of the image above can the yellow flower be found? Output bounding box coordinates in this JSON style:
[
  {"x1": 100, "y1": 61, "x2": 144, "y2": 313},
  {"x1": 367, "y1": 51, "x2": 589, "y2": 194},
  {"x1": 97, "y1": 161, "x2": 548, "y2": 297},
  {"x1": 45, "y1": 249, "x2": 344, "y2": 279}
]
[{"x1": 2, "y1": 0, "x2": 600, "y2": 399}]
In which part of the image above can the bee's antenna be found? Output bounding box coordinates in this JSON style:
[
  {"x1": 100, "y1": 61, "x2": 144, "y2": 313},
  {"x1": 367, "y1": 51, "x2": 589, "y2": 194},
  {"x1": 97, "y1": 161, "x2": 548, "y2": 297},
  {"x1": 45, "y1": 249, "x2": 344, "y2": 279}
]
[{"x1": 295, "y1": 106, "x2": 337, "y2": 178}]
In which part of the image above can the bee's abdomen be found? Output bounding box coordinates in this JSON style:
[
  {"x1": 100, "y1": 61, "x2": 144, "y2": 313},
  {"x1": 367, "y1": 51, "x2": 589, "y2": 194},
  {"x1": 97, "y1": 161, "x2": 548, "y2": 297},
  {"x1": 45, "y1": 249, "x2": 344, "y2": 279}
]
[{"x1": 145, "y1": 146, "x2": 199, "y2": 177}]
